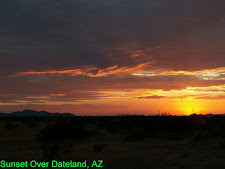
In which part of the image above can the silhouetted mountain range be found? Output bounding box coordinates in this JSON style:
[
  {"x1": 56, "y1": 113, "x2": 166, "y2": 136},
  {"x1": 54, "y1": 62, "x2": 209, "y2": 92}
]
[{"x1": 0, "y1": 109, "x2": 74, "y2": 117}]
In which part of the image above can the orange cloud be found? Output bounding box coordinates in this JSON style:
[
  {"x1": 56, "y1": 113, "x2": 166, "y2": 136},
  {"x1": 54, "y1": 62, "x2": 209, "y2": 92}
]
[
  {"x1": 9, "y1": 62, "x2": 152, "y2": 78},
  {"x1": 136, "y1": 95, "x2": 166, "y2": 99}
]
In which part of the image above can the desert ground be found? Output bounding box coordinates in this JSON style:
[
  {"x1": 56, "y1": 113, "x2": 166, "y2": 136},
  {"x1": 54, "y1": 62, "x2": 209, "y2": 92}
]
[{"x1": 0, "y1": 116, "x2": 225, "y2": 169}]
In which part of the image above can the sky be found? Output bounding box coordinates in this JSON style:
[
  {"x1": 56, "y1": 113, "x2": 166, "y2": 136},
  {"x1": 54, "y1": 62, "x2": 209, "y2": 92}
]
[{"x1": 1, "y1": 0, "x2": 225, "y2": 115}]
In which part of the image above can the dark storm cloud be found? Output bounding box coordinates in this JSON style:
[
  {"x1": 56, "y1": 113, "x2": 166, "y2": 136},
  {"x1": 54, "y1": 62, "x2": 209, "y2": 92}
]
[
  {"x1": 1, "y1": 0, "x2": 225, "y2": 107},
  {"x1": 149, "y1": 0, "x2": 225, "y2": 71},
  {"x1": 3, "y1": 0, "x2": 225, "y2": 77}
]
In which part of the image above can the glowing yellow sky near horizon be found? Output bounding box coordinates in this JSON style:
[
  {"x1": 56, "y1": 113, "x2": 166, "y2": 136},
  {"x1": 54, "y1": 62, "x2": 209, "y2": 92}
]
[
  {"x1": 1, "y1": 88, "x2": 221, "y2": 115},
  {"x1": 82, "y1": 86, "x2": 225, "y2": 115},
  {"x1": 3, "y1": 66, "x2": 225, "y2": 115},
  {"x1": 0, "y1": 92, "x2": 223, "y2": 115}
]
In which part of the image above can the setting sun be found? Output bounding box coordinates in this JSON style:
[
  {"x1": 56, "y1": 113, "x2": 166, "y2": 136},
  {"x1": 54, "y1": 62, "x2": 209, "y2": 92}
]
[{"x1": 174, "y1": 98, "x2": 205, "y2": 115}]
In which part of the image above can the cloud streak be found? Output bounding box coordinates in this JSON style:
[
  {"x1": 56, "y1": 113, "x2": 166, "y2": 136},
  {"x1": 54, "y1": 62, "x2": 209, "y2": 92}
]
[
  {"x1": 9, "y1": 62, "x2": 152, "y2": 78},
  {"x1": 133, "y1": 67, "x2": 225, "y2": 80}
]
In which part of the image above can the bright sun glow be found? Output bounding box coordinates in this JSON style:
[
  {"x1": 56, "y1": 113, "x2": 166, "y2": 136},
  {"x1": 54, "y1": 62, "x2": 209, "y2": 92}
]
[{"x1": 174, "y1": 98, "x2": 206, "y2": 115}]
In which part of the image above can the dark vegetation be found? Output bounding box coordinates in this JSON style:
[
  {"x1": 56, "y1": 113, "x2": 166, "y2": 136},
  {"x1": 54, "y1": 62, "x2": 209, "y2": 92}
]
[
  {"x1": 36, "y1": 115, "x2": 225, "y2": 142},
  {"x1": 1, "y1": 114, "x2": 225, "y2": 168},
  {"x1": 2, "y1": 114, "x2": 225, "y2": 145}
]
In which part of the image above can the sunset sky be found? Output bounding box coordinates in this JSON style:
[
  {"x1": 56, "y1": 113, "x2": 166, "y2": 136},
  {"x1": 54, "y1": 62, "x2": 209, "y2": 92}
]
[{"x1": 1, "y1": 0, "x2": 225, "y2": 115}]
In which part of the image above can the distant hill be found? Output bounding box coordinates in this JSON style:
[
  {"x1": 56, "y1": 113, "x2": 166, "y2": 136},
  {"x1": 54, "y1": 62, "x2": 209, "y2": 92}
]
[
  {"x1": 0, "y1": 109, "x2": 75, "y2": 117},
  {"x1": 0, "y1": 112, "x2": 8, "y2": 117}
]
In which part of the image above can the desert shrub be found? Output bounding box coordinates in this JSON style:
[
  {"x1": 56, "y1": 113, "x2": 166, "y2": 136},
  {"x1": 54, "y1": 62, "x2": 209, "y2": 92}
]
[
  {"x1": 124, "y1": 127, "x2": 147, "y2": 141},
  {"x1": 62, "y1": 144, "x2": 74, "y2": 154},
  {"x1": 83, "y1": 123, "x2": 98, "y2": 136},
  {"x1": 4, "y1": 122, "x2": 17, "y2": 130},
  {"x1": 201, "y1": 160, "x2": 225, "y2": 169},
  {"x1": 41, "y1": 143, "x2": 61, "y2": 160},
  {"x1": 38, "y1": 125, "x2": 61, "y2": 141},
  {"x1": 93, "y1": 143, "x2": 107, "y2": 153},
  {"x1": 41, "y1": 143, "x2": 74, "y2": 160},
  {"x1": 38, "y1": 117, "x2": 95, "y2": 141},
  {"x1": 192, "y1": 129, "x2": 214, "y2": 143},
  {"x1": 105, "y1": 118, "x2": 126, "y2": 133},
  {"x1": 205, "y1": 116, "x2": 225, "y2": 138},
  {"x1": 25, "y1": 120, "x2": 40, "y2": 128},
  {"x1": 157, "y1": 130, "x2": 185, "y2": 140}
]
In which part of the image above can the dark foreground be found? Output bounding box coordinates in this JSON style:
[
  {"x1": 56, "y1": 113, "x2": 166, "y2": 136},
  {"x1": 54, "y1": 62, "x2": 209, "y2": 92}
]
[{"x1": 1, "y1": 115, "x2": 225, "y2": 169}]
